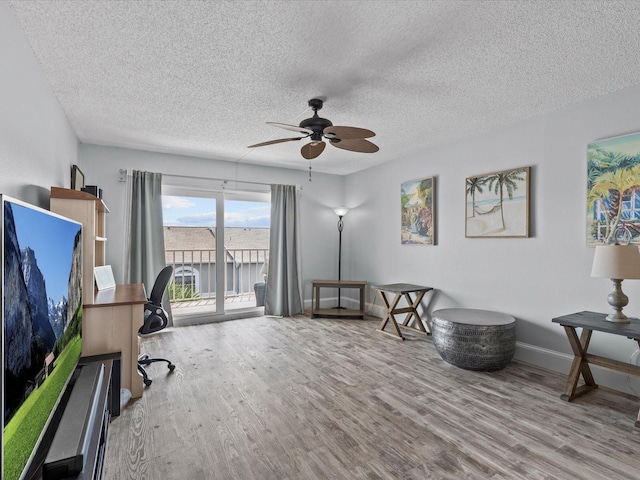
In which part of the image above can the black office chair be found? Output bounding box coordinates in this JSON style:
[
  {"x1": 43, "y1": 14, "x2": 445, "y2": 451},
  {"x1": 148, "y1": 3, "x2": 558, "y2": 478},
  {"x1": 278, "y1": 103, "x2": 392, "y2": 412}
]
[{"x1": 138, "y1": 265, "x2": 176, "y2": 386}]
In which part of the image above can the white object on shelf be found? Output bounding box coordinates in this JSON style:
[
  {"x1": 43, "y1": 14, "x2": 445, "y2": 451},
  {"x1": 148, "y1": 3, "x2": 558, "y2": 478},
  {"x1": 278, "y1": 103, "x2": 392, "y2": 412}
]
[{"x1": 94, "y1": 265, "x2": 116, "y2": 290}]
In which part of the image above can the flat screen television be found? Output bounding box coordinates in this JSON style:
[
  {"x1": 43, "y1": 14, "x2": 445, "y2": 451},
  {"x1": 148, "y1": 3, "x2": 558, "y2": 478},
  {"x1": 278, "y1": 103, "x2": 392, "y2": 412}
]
[{"x1": 1, "y1": 195, "x2": 83, "y2": 480}]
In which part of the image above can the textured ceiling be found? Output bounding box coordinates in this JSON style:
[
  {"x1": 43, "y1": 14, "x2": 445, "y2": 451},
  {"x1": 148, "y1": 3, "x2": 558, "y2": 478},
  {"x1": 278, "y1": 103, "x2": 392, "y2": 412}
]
[{"x1": 8, "y1": 1, "x2": 640, "y2": 175}]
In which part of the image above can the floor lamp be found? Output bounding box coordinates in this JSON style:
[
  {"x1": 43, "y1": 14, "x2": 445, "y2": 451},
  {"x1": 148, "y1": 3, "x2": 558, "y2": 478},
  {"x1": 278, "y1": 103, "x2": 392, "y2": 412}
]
[{"x1": 334, "y1": 207, "x2": 350, "y2": 308}]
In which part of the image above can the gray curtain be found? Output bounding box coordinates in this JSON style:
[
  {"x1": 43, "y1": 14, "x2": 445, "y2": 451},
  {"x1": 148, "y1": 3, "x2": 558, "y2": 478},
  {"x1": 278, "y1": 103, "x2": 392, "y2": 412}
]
[
  {"x1": 265, "y1": 184, "x2": 303, "y2": 316},
  {"x1": 127, "y1": 170, "x2": 172, "y2": 323}
]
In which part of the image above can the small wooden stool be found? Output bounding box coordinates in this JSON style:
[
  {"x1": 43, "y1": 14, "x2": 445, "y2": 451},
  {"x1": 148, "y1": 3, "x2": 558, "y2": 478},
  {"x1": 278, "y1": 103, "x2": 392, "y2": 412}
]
[{"x1": 372, "y1": 283, "x2": 433, "y2": 340}]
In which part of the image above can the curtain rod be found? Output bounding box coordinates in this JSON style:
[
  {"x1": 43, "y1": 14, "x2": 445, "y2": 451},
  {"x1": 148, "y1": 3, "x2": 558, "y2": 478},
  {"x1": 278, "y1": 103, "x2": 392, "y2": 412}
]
[
  {"x1": 119, "y1": 169, "x2": 283, "y2": 188},
  {"x1": 119, "y1": 169, "x2": 302, "y2": 190},
  {"x1": 162, "y1": 172, "x2": 274, "y2": 187}
]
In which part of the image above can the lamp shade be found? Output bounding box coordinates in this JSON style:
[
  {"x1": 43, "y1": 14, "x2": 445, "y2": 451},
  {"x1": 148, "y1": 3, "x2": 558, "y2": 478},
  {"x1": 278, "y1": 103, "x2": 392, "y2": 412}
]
[
  {"x1": 333, "y1": 207, "x2": 350, "y2": 217},
  {"x1": 591, "y1": 245, "x2": 640, "y2": 279}
]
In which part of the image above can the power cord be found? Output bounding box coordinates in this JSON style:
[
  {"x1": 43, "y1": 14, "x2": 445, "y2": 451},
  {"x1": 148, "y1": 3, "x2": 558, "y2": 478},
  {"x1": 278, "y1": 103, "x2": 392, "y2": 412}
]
[
  {"x1": 626, "y1": 348, "x2": 640, "y2": 398},
  {"x1": 365, "y1": 290, "x2": 380, "y2": 317}
]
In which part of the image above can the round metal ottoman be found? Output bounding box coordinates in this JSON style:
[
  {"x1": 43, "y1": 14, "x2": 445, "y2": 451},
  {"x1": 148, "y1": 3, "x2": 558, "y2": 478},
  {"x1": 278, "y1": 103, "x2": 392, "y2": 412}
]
[{"x1": 431, "y1": 308, "x2": 516, "y2": 371}]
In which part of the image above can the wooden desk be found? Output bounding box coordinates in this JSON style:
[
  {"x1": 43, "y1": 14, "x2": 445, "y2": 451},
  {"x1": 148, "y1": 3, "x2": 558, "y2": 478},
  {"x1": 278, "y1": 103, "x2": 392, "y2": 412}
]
[
  {"x1": 552, "y1": 311, "x2": 640, "y2": 427},
  {"x1": 312, "y1": 280, "x2": 366, "y2": 319},
  {"x1": 83, "y1": 284, "x2": 147, "y2": 399},
  {"x1": 373, "y1": 283, "x2": 433, "y2": 340}
]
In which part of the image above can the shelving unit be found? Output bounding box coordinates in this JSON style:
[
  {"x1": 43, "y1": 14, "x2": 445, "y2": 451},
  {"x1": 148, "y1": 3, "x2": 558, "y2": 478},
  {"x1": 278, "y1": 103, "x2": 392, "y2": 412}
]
[
  {"x1": 311, "y1": 279, "x2": 366, "y2": 319},
  {"x1": 50, "y1": 187, "x2": 109, "y2": 305},
  {"x1": 49, "y1": 187, "x2": 145, "y2": 400}
]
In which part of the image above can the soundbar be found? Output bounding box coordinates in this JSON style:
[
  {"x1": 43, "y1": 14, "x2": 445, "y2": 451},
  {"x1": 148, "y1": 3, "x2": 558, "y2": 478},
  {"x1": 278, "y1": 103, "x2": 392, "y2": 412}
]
[{"x1": 43, "y1": 362, "x2": 104, "y2": 480}]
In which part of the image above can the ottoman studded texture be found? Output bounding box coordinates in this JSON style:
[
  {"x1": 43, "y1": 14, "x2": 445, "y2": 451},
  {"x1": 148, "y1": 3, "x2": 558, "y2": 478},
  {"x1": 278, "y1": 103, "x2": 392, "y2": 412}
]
[{"x1": 431, "y1": 308, "x2": 516, "y2": 371}]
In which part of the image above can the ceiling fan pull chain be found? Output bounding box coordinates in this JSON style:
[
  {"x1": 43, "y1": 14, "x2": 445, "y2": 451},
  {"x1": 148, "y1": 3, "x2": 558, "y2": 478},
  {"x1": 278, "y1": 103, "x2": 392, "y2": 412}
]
[{"x1": 309, "y1": 163, "x2": 312, "y2": 182}]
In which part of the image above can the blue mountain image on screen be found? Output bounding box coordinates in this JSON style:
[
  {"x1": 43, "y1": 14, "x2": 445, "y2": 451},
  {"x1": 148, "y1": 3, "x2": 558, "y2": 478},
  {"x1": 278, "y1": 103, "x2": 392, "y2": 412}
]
[{"x1": 3, "y1": 201, "x2": 82, "y2": 424}]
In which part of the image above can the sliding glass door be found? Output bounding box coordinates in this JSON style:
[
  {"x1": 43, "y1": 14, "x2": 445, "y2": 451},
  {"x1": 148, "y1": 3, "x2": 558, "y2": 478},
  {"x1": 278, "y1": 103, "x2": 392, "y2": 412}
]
[
  {"x1": 223, "y1": 197, "x2": 271, "y2": 312},
  {"x1": 161, "y1": 186, "x2": 270, "y2": 323}
]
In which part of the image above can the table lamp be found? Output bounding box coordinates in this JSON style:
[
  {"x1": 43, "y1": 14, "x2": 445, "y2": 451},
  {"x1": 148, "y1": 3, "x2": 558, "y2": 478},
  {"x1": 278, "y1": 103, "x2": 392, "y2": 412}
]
[{"x1": 591, "y1": 244, "x2": 640, "y2": 323}]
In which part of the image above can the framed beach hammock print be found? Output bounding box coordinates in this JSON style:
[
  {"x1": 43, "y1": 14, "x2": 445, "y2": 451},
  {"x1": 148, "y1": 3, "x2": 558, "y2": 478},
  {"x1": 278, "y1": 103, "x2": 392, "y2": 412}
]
[
  {"x1": 465, "y1": 166, "x2": 530, "y2": 238},
  {"x1": 587, "y1": 132, "x2": 640, "y2": 246},
  {"x1": 401, "y1": 176, "x2": 435, "y2": 245}
]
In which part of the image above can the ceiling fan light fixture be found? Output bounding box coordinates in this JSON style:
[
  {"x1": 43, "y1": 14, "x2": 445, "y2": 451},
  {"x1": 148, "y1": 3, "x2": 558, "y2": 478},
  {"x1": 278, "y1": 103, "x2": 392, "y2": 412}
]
[{"x1": 248, "y1": 98, "x2": 378, "y2": 159}]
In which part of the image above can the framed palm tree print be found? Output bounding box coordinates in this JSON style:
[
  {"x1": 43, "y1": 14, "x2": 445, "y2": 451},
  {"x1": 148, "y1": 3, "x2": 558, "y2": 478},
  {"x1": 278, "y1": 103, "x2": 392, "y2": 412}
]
[
  {"x1": 401, "y1": 176, "x2": 435, "y2": 245},
  {"x1": 587, "y1": 132, "x2": 640, "y2": 246},
  {"x1": 465, "y1": 166, "x2": 530, "y2": 238}
]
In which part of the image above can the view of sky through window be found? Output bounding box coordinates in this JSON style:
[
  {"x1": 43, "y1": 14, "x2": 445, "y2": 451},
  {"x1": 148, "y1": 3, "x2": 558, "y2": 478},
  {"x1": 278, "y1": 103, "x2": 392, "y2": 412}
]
[{"x1": 162, "y1": 196, "x2": 270, "y2": 228}]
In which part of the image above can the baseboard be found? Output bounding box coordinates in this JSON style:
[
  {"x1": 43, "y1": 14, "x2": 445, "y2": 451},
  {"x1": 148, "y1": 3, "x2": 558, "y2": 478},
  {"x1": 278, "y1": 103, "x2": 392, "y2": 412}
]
[
  {"x1": 514, "y1": 341, "x2": 640, "y2": 397},
  {"x1": 513, "y1": 341, "x2": 573, "y2": 373},
  {"x1": 366, "y1": 302, "x2": 386, "y2": 319},
  {"x1": 306, "y1": 296, "x2": 640, "y2": 397}
]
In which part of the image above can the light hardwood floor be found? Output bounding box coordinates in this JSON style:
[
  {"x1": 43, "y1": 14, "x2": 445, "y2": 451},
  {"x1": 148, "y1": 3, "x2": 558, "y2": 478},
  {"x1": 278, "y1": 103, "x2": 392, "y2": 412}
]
[{"x1": 103, "y1": 316, "x2": 640, "y2": 479}]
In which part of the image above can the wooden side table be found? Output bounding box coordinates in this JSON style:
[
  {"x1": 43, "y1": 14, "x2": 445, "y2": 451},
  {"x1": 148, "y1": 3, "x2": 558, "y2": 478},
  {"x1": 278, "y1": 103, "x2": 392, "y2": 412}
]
[
  {"x1": 372, "y1": 283, "x2": 433, "y2": 340},
  {"x1": 311, "y1": 280, "x2": 366, "y2": 319},
  {"x1": 552, "y1": 311, "x2": 640, "y2": 427}
]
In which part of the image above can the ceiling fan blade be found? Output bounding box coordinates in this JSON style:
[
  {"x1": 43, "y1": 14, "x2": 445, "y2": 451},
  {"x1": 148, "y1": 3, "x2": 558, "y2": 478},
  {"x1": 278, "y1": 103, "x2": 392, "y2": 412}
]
[
  {"x1": 324, "y1": 126, "x2": 375, "y2": 139},
  {"x1": 248, "y1": 137, "x2": 305, "y2": 148},
  {"x1": 267, "y1": 122, "x2": 313, "y2": 135},
  {"x1": 301, "y1": 141, "x2": 326, "y2": 160},
  {"x1": 330, "y1": 138, "x2": 379, "y2": 154}
]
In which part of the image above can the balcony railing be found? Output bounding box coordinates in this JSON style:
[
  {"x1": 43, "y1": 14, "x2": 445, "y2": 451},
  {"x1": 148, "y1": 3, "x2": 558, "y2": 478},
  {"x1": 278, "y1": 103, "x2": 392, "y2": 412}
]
[{"x1": 165, "y1": 248, "x2": 268, "y2": 309}]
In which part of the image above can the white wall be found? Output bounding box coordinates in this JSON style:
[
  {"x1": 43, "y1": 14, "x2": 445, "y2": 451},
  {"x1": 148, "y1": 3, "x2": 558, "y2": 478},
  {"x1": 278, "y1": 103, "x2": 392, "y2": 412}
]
[
  {"x1": 78, "y1": 144, "x2": 344, "y2": 302},
  {"x1": 0, "y1": 2, "x2": 78, "y2": 205},
  {"x1": 344, "y1": 84, "x2": 640, "y2": 393}
]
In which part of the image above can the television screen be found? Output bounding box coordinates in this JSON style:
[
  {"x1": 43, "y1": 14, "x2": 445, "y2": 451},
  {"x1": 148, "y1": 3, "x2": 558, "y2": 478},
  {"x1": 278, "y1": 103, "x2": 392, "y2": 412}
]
[{"x1": 2, "y1": 196, "x2": 82, "y2": 480}]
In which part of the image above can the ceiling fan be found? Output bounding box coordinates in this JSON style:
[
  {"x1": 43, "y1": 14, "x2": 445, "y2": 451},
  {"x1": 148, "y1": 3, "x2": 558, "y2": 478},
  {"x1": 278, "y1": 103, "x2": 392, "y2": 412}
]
[{"x1": 248, "y1": 98, "x2": 379, "y2": 160}]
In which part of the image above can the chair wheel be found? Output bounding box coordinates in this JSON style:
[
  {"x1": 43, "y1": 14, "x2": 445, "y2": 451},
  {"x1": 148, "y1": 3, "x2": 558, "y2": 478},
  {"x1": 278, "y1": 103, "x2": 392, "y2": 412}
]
[
  {"x1": 168, "y1": 363, "x2": 176, "y2": 372},
  {"x1": 144, "y1": 378, "x2": 152, "y2": 387}
]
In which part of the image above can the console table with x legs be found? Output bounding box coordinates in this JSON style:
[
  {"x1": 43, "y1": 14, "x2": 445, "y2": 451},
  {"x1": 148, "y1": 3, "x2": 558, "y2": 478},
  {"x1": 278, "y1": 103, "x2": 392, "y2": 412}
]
[{"x1": 552, "y1": 310, "x2": 640, "y2": 427}]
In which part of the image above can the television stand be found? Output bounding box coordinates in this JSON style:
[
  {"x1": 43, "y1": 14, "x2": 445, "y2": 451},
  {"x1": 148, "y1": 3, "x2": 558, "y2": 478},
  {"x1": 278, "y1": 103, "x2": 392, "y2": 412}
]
[{"x1": 25, "y1": 353, "x2": 120, "y2": 480}]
